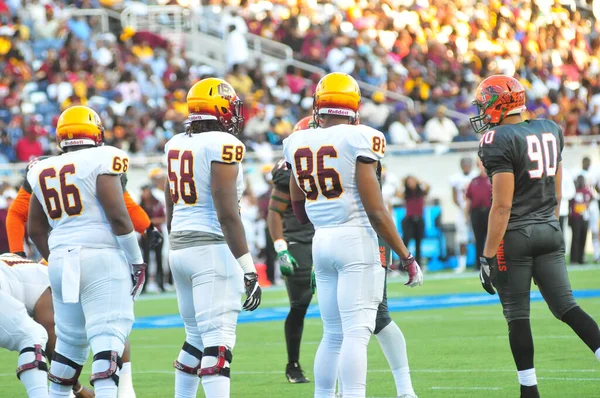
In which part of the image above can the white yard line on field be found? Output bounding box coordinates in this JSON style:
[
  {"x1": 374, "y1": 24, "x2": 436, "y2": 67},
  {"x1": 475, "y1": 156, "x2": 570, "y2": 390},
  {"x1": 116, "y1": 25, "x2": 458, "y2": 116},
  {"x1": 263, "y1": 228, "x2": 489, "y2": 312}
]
[{"x1": 431, "y1": 386, "x2": 502, "y2": 391}]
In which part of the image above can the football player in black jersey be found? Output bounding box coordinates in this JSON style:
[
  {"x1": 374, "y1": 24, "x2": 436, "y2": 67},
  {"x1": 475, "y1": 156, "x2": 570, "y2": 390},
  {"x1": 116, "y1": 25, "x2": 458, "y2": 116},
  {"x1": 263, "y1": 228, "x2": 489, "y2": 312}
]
[
  {"x1": 268, "y1": 117, "x2": 418, "y2": 397},
  {"x1": 475, "y1": 75, "x2": 600, "y2": 398}
]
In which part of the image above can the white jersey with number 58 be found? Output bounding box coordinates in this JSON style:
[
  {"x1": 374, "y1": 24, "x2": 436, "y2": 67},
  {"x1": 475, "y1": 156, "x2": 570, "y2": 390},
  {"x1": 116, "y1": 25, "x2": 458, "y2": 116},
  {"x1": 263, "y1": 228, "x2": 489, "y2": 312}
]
[
  {"x1": 165, "y1": 131, "x2": 245, "y2": 235},
  {"x1": 282, "y1": 124, "x2": 385, "y2": 229},
  {"x1": 26, "y1": 145, "x2": 129, "y2": 251}
]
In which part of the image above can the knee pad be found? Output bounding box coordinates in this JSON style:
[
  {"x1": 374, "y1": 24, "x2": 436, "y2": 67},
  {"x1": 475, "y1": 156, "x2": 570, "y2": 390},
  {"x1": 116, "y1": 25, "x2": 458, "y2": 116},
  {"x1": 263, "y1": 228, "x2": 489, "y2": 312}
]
[
  {"x1": 199, "y1": 346, "x2": 232, "y2": 378},
  {"x1": 16, "y1": 345, "x2": 48, "y2": 380},
  {"x1": 48, "y1": 352, "x2": 83, "y2": 386},
  {"x1": 89, "y1": 351, "x2": 123, "y2": 387},
  {"x1": 174, "y1": 341, "x2": 203, "y2": 375}
]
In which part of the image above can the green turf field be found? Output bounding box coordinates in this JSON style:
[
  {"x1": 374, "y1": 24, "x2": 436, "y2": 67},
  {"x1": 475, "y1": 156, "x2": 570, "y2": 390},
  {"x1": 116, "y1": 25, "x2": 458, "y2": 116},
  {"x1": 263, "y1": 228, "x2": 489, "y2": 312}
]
[{"x1": 1, "y1": 266, "x2": 599, "y2": 397}]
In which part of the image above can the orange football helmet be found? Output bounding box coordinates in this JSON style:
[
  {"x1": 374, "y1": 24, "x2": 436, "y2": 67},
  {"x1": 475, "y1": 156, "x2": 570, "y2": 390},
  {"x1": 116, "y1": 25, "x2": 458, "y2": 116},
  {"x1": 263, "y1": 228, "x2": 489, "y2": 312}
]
[
  {"x1": 186, "y1": 78, "x2": 244, "y2": 135},
  {"x1": 470, "y1": 75, "x2": 526, "y2": 134},
  {"x1": 292, "y1": 116, "x2": 316, "y2": 132},
  {"x1": 313, "y1": 72, "x2": 361, "y2": 126},
  {"x1": 56, "y1": 106, "x2": 104, "y2": 149}
]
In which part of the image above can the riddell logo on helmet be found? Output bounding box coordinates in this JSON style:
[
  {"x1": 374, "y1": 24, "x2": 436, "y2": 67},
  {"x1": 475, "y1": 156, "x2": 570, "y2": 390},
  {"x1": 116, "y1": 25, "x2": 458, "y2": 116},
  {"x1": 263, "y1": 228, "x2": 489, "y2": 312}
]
[
  {"x1": 63, "y1": 139, "x2": 88, "y2": 146},
  {"x1": 326, "y1": 109, "x2": 350, "y2": 115}
]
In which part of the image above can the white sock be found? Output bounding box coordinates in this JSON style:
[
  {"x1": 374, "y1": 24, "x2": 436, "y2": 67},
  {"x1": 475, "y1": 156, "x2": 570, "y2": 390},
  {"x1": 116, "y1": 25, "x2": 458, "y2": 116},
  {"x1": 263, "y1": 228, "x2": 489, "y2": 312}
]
[
  {"x1": 92, "y1": 359, "x2": 119, "y2": 398},
  {"x1": 314, "y1": 331, "x2": 342, "y2": 397},
  {"x1": 517, "y1": 368, "x2": 537, "y2": 386},
  {"x1": 375, "y1": 322, "x2": 415, "y2": 396},
  {"x1": 595, "y1": 347, "x2": 600, "y2": 361},
  {"x1": 118, "y1": 362, "x2": 135, "y2": 398},
  {"x1": 49, "y1": 359, "x2": 77, "y2": 398},
  {"x1": 18, "y1": 351, "x2": 49, "y2": 398},
  {"x1": 200, "y1": 356, "x2": 230, "y2": 398},
  {"x1": 175, "y1": 351, "x2": 201, "y2": 398},
  {"x1": 593, "y1": 233, "x2": 600, "y2": 258},
  {"x1": 459, "y1": 255, "x2": 467, "y2": 268}
]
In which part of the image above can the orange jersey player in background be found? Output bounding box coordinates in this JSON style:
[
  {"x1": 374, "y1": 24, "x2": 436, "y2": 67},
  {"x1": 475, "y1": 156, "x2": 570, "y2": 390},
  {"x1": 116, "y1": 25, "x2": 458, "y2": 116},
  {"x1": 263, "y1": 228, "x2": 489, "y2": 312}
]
[{"x1": 7, "y1": 157, "x2": 161, "y2": 257}]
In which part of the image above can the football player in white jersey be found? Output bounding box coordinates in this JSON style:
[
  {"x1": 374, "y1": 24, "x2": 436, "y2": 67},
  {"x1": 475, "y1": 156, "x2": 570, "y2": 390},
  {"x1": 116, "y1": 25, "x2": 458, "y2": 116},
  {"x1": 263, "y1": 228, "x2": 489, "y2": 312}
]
[
  {"x1": 165, "y1": 78, "x2": 262, "y2": 398},
  {"x1": 0, "y1": 254, "x2": 94, "y2": 398},
  {"x1": 283, "y1": 72, "x2": 423, "y2": 398},
  {"x1": 27, "y1": 106, "x2": 146, "y2": 398},
  {"x1": 450, "y1": 157, "x2": 478, "y2": 273}
]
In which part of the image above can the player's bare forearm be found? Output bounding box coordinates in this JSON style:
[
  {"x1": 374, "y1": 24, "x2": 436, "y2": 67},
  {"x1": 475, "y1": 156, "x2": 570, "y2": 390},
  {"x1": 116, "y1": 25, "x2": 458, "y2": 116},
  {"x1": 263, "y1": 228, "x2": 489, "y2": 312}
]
[
  {"x1": 555, "y1": 162, "x2": 563, "y2": 219},
  {"x1": 33, "y1": 288, "x2": 55, "y2": 360},
  {"x1": 97, "y1": 175, "x2": 134, "y2": 236},
  {"x1": 483, "y1": 172, "x2": 514, "y2": 257},
  {"x1": 211, "y1": 162, "x2": 251, "y2": 258},
  {"x1": 27, "y1": 194, "x2": 51, "y2": 260},
  {"x1": 267, "y1": 187, "x2": 289, "y2": 241},
  {"x1": 452, "y1": 187, "x2": 460, "y2": 207},
  {"x1": 165, "y1": 179, "x2": 173, "y2": 233},
  {"x1": 483, "y1": 205, "x2": 511, "y2": 257},
  {"x1": 357, "y1": 161, "x2": 410, "y2": 259},
  {"x1": 267, "y1": 210, "x2": 285, "y2": 242}
]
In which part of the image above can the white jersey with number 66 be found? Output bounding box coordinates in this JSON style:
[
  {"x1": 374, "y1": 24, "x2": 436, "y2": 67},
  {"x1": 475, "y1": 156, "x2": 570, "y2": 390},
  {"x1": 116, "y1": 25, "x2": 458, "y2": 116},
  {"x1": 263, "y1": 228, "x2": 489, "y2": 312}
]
[
  {"x1": 26, "y1": 145, "x2": 129, "y2": 251},
  {"x1": 165, "y1": 131, "x2": 245, "y2": 235},
  {"x1": 282, "y1": 124, "x2": 385, "y2": 229}
]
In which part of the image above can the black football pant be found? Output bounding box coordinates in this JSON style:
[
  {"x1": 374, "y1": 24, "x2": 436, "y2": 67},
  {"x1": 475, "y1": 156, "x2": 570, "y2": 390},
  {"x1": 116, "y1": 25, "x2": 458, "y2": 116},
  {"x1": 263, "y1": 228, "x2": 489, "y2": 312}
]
[
  {"x1": 470, "y1": 207, "x2": 489, "y2": 270},
  {"x1": 374, "y1": 237, "x2": 392, "y2": 334},
  {"x1": 401, "y1": 216, "x2": 424, "y2": 265},
  {"x1": 569, "y1": 216, "x2": 588, "y2": 264},
  {"x1": 265, "y1": 227, "x2": 277, "y2": 284},
  {"x1": 493, "y1": 223, "x2": 600, "y2": 378},
  {"x1": 142, "y1": 234, "x2": 164, "y2": 291},
  {"x1": 284, "y1": 242, "x2": 314, "y2": 364}
]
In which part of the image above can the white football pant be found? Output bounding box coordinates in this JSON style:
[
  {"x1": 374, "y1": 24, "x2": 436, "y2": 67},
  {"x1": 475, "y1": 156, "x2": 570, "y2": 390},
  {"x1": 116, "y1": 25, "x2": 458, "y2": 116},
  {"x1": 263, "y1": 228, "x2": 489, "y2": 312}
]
[{"x1": 312, "y1": 227, "x2": 385, "y2": 398}]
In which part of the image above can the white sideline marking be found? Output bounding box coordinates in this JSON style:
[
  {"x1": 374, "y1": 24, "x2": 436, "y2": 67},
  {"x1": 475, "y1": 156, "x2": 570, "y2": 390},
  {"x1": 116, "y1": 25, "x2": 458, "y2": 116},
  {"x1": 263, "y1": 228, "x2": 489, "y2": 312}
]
[
  {"x1": 135, "y1": 264, "x2": 600, "y2": 302},
  {"x1": 0, "y1": 368, "x2": 596, "y2": 378},
  {"x1": 539, "y1": 377, "x2": 600, "y2": 381},
  {"x1": 431, "y1": 386, "x2": 502, "y2": 391}
]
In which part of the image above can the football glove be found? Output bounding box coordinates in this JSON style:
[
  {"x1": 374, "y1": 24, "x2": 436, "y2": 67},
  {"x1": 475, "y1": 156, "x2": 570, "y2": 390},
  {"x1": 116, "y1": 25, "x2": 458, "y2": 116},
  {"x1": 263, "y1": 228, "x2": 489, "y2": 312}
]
[
  {"x1": 401, "y1": 254, "x2": 424, "y2": 287},
  {"x1": 130, "y1": 263, "x2": 147, "y2": 301},
  {"x1": 243, "y1": 272, "x2": 262, "y2": 311},
  {"x1": 479, "y1": 256, "x2": 497, "y2": 295},
  {"x1": 310, "y1": 266, "x2": 316, "y2": 294},
  {"x1": 278, "y1": 250, "x2": 299, "y2": 277},
  {"x1": 145, "y1": 224, "x2": 163, "y2": 249}
]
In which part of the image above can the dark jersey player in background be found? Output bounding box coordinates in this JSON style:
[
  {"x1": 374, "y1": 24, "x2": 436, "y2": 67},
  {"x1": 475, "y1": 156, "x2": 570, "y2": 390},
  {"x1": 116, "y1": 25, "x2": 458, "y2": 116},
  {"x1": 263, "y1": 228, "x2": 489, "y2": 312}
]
[
  {"x1": 474, "y1": 75, "x2": 600, "y2": 398},
  {"x1": 268, "y1": 117, "x2": 315, "y2": 383},
  {"x1": 267, "y1": 117, "x2": 417, "y2": 396}
]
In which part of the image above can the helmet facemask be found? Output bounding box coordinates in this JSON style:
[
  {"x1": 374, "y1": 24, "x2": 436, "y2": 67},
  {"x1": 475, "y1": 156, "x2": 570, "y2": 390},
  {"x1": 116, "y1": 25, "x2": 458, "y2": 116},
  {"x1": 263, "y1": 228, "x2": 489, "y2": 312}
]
[{"x1": 470, "y1": 95, "x2": 499, "y2": 135}]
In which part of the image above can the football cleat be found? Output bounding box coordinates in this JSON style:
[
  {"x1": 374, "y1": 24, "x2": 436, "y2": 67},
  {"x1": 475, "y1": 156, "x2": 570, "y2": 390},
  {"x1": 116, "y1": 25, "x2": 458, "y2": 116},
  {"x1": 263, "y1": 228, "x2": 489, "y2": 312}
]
[{"x1": 286, "y1": 362, "x2": 309, "y2": 384}]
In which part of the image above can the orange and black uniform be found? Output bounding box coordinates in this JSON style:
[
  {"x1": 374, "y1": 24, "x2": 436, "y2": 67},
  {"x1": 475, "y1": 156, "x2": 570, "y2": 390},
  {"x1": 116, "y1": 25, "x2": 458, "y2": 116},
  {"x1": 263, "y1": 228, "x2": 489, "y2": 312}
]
[{"x1": 7, "y1": 158, "x2": 151, "y2": 255}]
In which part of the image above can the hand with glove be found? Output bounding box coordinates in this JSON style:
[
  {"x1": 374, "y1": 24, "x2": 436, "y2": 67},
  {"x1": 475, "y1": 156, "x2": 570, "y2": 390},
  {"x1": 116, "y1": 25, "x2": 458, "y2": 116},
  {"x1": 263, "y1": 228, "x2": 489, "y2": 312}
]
[
  {"x1": 145, "y1": 223, "x2": 163, "y2": 249},
  {"x1": 479, "y1": 256, "x2": 497, "y2": 295},
  {"x1": 243, "y1": 272, "x2": 262, "y2": 311},
  {"x1": 130, "y1": 263, "x2": 147, "y2": 301},
  {"x1": 274, "y1": 239, "x2": 299, "y2": 277},
  {"x1": 401, "y1": 254, "x2": 424, "y2": 287}
]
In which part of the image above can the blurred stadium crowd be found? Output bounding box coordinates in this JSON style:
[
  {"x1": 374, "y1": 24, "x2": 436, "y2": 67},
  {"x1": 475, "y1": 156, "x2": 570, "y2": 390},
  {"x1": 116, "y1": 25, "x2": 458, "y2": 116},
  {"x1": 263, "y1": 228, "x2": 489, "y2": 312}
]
[{"x1": 0, "y1": 0, "x2": 599, "y2": 164}]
